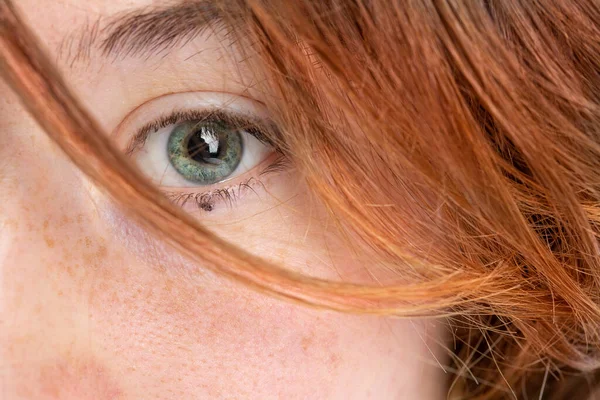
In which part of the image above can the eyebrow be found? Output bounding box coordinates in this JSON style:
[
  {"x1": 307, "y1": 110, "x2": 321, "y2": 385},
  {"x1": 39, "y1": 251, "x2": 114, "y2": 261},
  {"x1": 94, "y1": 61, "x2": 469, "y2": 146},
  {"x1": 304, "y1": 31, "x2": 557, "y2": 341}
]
[{"x1": 57, "y1": 1, "x2": 237, "y2": 66}]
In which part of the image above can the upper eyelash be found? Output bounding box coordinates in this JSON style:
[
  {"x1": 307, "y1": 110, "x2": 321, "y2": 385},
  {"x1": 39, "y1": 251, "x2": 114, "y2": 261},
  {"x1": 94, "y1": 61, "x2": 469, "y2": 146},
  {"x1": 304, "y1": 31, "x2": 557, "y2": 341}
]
[
  {"x1": 260, "y1": 154, "x2": 290, "y2": 176},
  {"x1": 125, "y1": 108, "x2": 280, "y2": 156}
]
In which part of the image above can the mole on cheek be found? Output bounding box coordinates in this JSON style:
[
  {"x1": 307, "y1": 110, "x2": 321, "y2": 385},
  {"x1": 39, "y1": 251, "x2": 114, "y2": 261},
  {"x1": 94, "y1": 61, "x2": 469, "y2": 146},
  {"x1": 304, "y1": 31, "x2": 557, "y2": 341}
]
[{"x1": 38, "y1": 357, "x2": 123, "y2": 400}]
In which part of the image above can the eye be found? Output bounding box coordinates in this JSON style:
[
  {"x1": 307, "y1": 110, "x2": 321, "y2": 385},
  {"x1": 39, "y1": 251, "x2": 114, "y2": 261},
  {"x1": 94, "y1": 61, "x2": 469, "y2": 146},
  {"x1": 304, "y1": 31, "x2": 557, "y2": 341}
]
[
  {"x1": 114, "y1": 92, "x2": 289, "y2": 211},
  {"x1": 135, "y1": 114, "x2": 273, "y2": 187}
]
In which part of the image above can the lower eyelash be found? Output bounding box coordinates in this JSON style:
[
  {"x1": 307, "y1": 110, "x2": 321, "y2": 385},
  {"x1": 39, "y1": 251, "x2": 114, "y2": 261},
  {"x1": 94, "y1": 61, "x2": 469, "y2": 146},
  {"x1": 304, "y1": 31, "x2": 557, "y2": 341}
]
[
  {"x1": 165, "y1": 177, "x2": 266, "y2": 212},
  {"x1": 164, "y1": 153, "x2": 291, "y2": 212}
]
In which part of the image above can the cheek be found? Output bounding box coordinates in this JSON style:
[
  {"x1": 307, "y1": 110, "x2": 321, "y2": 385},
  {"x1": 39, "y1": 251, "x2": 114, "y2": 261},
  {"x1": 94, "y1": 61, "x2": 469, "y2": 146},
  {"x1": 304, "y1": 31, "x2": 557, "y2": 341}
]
[
  {"x1": 83, "y1": 189, "x2": 411, "y2": 399},
  {"x1": 87, "y1": 271, "x2": 345, "y2": 399},
  {"x1": 0, "y1": 109, "x2": 128, "y2": 398},
  {"x1": 85, "y1": 252, "x2": 444, "y2": 399},
  {"x1": 84, "y1": 197, "x2": 346, "y2": 398},
  {"x1": 0, "y1": 179, "x2": 126, "y2": 398},
  {"x1": 35, "y1": 358, "x2": 123, "y2": 400}
]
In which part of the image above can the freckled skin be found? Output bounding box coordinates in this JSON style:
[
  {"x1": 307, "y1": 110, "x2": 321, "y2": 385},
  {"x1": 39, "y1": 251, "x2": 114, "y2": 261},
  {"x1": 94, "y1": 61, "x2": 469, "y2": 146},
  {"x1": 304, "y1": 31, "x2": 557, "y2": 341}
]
[
  {"x1": 0, "y1": 1, "x2": 448, "y2": 399},
  {"x1": 37, "y1": 358, "x2": 123, "y2": 400}
]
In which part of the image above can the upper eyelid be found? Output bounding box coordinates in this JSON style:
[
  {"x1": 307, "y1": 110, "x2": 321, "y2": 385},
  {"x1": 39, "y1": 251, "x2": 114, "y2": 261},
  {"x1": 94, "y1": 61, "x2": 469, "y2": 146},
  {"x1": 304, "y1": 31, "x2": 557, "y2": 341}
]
[
  {"x1": 116, "y1": 90, "x2": 281, "y2": 156},
  {"x1": 112, "y1": 90, "x2": 269, "y2": 143}
]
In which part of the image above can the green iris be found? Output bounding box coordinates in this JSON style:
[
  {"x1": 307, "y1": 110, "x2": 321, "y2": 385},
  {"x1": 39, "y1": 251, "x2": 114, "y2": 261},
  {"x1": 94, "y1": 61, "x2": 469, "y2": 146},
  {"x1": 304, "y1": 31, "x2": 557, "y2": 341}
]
[{"x1": 167, "y1": 120, "x2": 243, "y2": 185}]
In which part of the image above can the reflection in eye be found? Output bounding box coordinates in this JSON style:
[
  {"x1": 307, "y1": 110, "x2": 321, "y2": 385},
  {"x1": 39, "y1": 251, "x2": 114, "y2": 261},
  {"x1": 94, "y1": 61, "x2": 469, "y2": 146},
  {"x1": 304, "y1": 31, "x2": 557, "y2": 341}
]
[
  {"x1": 166, "y1": 117, "x2": 260, "y2": 185},
  {"x1": 168, "y1": 119, "x2": 243, "y2": 185},
  {"x1": 122, "y1": 102, "x2": 289, "y2": 212}
]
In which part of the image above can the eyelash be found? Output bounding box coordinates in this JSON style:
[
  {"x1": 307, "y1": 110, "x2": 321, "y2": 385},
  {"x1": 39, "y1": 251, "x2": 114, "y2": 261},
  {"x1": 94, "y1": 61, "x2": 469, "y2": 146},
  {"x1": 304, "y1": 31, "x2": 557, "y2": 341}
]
[
  {"x1": 126, "y1": 109, "x2": 277, "y2": 155},
  {"x1": 127, "y1": 109, "x2": 289, "y2": 212},
  {"x1": 165, "y1": 176, "x2": 265, "y2": 212},
  {"x1": 165, "y1": 154, "x2": 289, "y2": 212}
]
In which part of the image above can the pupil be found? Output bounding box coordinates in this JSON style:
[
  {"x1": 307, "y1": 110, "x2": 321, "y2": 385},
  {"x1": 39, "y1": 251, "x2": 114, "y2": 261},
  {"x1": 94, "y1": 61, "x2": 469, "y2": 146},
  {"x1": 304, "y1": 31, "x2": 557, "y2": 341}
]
[{"x1": 187, "y1": 127, "x2": 221, "y2": 163}]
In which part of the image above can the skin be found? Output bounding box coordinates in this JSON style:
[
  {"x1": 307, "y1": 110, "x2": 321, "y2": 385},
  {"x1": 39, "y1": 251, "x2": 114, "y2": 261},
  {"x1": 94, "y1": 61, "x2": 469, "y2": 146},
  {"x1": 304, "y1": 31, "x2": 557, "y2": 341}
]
[{"x1": 0, "y1": 1, "x2": 448, "y2": 399}]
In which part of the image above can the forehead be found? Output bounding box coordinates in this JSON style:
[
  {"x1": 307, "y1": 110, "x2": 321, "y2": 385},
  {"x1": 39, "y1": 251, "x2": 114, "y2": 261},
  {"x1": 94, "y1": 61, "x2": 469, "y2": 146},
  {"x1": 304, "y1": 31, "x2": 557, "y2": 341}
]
[
  {"x1": 18, "y1": 0, "x2": 146, "y2": 45},
  {"x1": 11, "y1": 0, "x2": 261, "y2": 136},
  {"x1": 18, "y1": 0, "x2": 227, "y2": 65}
]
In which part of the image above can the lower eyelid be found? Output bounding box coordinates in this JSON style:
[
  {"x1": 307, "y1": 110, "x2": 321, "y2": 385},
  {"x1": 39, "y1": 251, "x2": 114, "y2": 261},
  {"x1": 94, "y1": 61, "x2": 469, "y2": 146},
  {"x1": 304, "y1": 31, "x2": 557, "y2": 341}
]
[{"x1": 161, "y1": 152, "x2": 289, "y2": 212}]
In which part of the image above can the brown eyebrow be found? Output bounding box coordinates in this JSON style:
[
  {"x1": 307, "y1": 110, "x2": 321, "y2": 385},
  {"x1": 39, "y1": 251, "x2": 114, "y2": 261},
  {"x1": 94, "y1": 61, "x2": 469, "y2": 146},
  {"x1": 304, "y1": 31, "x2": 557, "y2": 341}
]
[{"x1": 57, "y1": 1, "x2": 234, "y2": 67}]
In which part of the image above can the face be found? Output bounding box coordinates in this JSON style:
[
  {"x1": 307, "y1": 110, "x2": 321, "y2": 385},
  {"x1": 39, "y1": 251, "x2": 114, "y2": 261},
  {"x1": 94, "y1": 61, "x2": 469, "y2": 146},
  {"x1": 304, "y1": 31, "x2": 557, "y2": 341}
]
[{"x1": 0, "y1": 1, "x2": 447, "y2": 399}]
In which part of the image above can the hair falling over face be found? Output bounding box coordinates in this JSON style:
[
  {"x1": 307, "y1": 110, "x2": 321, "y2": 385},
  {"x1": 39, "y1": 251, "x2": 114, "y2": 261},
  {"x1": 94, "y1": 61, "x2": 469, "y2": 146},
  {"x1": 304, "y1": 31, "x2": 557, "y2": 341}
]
[{"x1": 2, "y1": 0, "x2": 600, "y2": 398}]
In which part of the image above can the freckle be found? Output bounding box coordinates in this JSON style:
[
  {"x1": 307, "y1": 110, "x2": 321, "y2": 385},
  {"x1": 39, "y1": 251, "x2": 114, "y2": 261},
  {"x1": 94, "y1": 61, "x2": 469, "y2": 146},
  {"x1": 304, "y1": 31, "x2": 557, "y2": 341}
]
[
  {"x1": 44, "y1": 237, "x2": 55, "y2": 248},
  {"x1": 83, "y1": 253, "x2": 94, "y2": 266},
  {"x1": 164, "y1": 278, "x2": 174, "y2": 293},
  {"x1": 96, "y1": 245, "x2": 108, "y2": 259},
  {"x1": 85, "y1": 237, "x2": 92, "y2": 248},
  {"x1": 301, "y1": 334, "x2": 314, "y2": 352},
  {"x1": 43, "y1": 220, "x2": 49, "y2": 229},
  {"x1": 65, "y1": 263, "x2": 77, "y2": 279}
]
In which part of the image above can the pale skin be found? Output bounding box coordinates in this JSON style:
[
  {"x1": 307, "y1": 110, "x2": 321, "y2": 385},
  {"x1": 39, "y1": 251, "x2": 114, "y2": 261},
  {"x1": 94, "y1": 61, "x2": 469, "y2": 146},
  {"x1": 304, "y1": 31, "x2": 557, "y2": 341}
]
[{"x1": 0, "y1": 1, "x2": 448, "y2": 399}]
